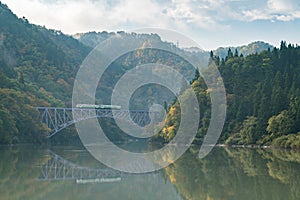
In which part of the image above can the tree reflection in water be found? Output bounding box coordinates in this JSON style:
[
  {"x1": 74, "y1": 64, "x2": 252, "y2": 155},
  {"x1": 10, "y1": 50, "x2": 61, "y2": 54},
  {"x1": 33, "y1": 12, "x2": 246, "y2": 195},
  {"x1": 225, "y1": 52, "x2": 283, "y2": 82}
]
[{"x1": 0, "y1": 146, "x2": 300, "y2": 200}]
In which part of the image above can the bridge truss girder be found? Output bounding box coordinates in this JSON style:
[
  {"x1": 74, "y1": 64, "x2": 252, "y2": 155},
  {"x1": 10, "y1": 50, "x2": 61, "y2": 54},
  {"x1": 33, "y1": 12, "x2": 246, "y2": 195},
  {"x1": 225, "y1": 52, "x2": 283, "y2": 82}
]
[{"x1": 36, "y1": 107, "x2": 159, "y2": 138}]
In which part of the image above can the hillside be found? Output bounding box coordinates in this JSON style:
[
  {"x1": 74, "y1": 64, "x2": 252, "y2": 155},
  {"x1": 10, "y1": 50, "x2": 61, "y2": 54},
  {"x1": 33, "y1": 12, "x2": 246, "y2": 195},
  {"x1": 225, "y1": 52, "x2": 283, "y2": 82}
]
[
  {"x1": 159, "y1": 42, "x2": 300, "y2": 148},
  {"x1": 73, "y1": 31, "x2": 202, "y2": 107},
  {"x1": 0, "y1": 3, "x2": 199, "y2": 143},
  {"x1": 1, "y1": 2, "x2": 299, "y2": 147},
  {"x1": 0, "y1": 2, "x2": 90, "y2": 143}
]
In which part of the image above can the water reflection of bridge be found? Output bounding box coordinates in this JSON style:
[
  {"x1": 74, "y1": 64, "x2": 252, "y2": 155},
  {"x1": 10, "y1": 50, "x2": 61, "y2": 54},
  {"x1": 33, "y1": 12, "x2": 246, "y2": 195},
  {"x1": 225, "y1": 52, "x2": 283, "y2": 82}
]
[{"x1": 38, "y1": 150, "x2": 122, "y2": 182}]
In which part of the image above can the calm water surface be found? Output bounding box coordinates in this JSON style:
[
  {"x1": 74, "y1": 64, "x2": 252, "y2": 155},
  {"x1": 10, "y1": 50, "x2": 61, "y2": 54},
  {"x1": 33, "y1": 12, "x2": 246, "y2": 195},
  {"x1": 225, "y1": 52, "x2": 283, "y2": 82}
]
[{"x1": 0, "y1": 144, "x2": 300, "y2": 200}]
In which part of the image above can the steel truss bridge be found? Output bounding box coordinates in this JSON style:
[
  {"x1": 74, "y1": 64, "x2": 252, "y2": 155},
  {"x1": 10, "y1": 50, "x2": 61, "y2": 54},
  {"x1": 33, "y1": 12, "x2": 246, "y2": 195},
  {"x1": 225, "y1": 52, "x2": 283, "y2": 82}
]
[
  {"x1": 38, "y1": 150, "x2": 122, "y2": 182},
  {"x1": 36, "y1": 107, "x2": 159, "y2": 138}
]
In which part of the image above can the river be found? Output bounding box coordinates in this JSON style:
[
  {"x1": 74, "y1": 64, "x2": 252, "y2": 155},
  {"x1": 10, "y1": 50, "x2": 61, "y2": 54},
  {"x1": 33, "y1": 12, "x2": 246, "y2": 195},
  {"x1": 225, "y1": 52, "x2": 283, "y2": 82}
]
[{"x1": 0, "y1": 144, "x2": 299, "y2": 200}]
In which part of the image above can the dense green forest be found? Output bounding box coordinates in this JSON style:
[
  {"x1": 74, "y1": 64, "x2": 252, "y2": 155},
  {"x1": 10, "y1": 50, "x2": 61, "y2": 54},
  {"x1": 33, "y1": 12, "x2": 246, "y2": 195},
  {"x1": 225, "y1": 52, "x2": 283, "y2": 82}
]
[
  {"x1": 0, "y1": 2, "x2": 90, "y2": 144},
  {"x1": 159, "y1": 42, "x2": 300, "y2": 148},
  {"x1": 220, "y1": 44, "x2": 300, "y2": 148},
  {"x1": 1, "y1": 2, "x2": 300, "y2": 148}
]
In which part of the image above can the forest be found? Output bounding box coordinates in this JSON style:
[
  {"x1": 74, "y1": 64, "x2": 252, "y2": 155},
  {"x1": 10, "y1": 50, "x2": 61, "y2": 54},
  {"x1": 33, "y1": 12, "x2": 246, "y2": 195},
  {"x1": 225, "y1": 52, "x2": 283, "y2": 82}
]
[
  {"x1": 0, "y1": 2, "x2": 90, "y2": 143},
  {"x1": 1, "y1": 2, "x2": 300, "y2": 148},
  {"x1": 159, "y1": 42, "x2": 300, "y2": 148}
]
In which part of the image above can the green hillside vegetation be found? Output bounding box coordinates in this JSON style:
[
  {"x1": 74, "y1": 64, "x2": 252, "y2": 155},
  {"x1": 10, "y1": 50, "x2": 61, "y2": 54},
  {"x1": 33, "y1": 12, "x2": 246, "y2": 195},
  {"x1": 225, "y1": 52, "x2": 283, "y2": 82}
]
[
  {"x1": 160, "y1": 42, "x2": 300, "y2": 148},
  {"x1": 0, "y1": 2, "x2": 197, "y2": 144},
  {"x1": 1, "y1": 2, "x2": 300, "y2": 148},
  {"x1": 0, "y1": 2, "x2": 90, "y2": 144}
]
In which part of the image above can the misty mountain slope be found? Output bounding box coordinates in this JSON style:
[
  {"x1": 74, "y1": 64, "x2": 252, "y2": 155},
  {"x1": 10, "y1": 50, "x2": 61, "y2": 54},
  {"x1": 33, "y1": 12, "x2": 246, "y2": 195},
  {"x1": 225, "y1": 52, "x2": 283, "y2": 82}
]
[{"x1": 213, "y1": 41, "x2": 274, "y2": 58}]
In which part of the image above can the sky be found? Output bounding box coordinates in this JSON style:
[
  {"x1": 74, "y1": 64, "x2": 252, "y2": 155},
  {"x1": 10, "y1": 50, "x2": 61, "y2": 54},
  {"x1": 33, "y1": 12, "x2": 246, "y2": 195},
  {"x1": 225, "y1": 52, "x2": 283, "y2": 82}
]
[{"x1": 2, "y1": 0, "x2": 300, "y2": 50}]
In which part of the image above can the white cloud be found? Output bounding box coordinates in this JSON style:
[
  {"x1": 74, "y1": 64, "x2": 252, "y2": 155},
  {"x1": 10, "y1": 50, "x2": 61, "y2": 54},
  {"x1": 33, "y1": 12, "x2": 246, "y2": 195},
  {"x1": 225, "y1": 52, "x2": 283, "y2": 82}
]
[
  {"x1": 1, "y1": 0, "x2": 300, "y2": 36},
  {"x1": 0, "y1": 0, "x2": 241, "y2": 34},
  {"x1": 267, "y1": 0, "x2": 295, "y2": 12},
  {"x1": 242, "y1": 9, "x2": 272, "y2": 21},
  {"x1": 242, "y1": 0, "x2": 300, "y2": 22},
  {"x1": 162, "y1": 0, "x2": 233, "y2": 30},
  {"x1": 2, "y1": 0, "x2": 173, "y2": 33}
]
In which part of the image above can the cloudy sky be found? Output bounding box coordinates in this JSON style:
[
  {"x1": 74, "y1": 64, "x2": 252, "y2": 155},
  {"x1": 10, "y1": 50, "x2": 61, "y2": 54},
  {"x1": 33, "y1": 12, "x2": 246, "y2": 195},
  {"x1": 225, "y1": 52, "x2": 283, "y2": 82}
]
[{"x1": 2, "y1": 0, "x2": 300, "y2": 50}]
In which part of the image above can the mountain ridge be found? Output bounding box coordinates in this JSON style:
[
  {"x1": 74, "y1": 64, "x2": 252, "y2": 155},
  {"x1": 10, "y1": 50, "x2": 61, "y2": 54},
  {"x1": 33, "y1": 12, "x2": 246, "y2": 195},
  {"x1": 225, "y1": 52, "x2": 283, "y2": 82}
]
[
  {"x1": 73, "y1": 32, "x2": 274, "y2": 58},
  {"x1": 213, "y1": 41, "x2": 274, "y2": 58}
]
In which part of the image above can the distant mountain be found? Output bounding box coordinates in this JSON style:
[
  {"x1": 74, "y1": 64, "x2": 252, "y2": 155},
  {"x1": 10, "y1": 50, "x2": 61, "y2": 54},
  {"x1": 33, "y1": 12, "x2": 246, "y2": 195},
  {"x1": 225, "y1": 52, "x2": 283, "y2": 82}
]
[
  {"x1": 74, "y1": 32, "x2": 274, "y2": 62},
  {"x1": 183, "y1": 46, "x2": 206, "y2": 53},
  {"x1": 213, "y1": 41, "x2": 274, "y2": 59},
  {"x1": 73, "y1": 31, "x2": 181, "y2": 51},
  {"x1": 72, "y1": 31, "x2": 202, "y2": 104},
  {"x1": 73, "y1": 31, "x2": 115, "y2": 48}
]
